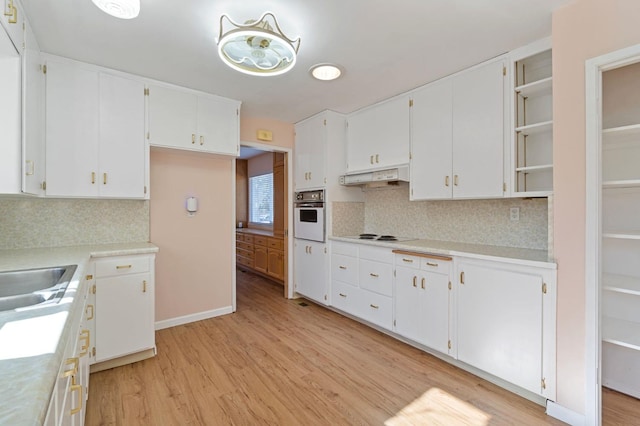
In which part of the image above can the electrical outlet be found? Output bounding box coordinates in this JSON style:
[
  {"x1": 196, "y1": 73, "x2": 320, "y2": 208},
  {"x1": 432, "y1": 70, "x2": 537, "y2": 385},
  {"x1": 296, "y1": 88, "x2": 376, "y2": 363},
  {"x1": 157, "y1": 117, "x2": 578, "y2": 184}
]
[{"x1": 510, "y1": 207, "x2": 520, "y2": 221}]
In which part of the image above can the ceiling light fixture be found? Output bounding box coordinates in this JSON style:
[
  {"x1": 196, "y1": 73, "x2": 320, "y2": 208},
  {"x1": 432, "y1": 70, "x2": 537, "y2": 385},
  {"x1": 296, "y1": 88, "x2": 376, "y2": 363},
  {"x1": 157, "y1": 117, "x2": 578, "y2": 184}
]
[
  {"x1": 310, "y1": 63, "x2": 342, "y2": 81},
  {"x1": 217, "y1": 12, "x2": 300, "y2": 77},
  {"x1": 91, "y1": 0, "x2": 140, "y2": 19}
]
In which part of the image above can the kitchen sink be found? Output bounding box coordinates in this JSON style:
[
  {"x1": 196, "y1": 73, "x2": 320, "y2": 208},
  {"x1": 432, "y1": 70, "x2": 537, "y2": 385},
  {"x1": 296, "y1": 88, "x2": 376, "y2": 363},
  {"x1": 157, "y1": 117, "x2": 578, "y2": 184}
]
[{"x1": 0, "y1": 265, "x2": 77, "y2": 311}]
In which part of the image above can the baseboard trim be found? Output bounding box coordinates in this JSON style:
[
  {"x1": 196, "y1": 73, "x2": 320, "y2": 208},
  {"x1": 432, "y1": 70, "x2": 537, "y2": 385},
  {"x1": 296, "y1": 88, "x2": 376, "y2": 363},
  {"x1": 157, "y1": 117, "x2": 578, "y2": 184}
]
[
  {"x1": 91, "y1": 348, "x2": 156, "y2": 373},
  {"x1": 154, "y1": 306, "x2": 234, "y2": 330},
  {"x1": 546, "y1": 400, "x2": 585, "y2": 426}
]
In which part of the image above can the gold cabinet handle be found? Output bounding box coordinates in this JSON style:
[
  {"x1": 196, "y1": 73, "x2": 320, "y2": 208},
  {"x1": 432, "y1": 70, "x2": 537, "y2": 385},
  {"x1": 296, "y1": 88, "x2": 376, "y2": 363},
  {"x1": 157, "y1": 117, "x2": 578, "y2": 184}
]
[
  {"x1": 426, "y1": 262, "x2": 438, "y2": 267},
  {"x1": 192, "y1": 134, "x2": 196, "y2": 144},
  {"x1": 339, "y1": 266, "x2": 347, "y2": 270},
  {"x1": 370, "y1": 304, "x2": 379, "y2": 309},
  {"x1": 308, "y1": 246, "x2": 312, "y2": 254},
  {"x1": 454, "y1": 175, "x2": 459, "y2": 186},
  {"x1": 25, "y1": 160, "x2": 34, "y2": 176},
  {"x1": 79, "y1": 330, "x2": 90, "y2": 357},
  {"x1": 460, "y1": 271, "x2": 465, "y2": 284},
  {"x1": 445, "y1": 176, "x2": 450, "y2": 187},
  {"x1": 142, "y1": 280, "x2": 147, "y2": 293},
  {"x1": 116, "y1": 264, "x2": 132, "y2": 270},
  {"x1": 62, "y1": 357, "x2": 78, "y2": 378},
  {"x1": 370, "y1": 273, "x2": 379, "y2": 278},
  {"x1": 4, "y1": 0, "x2": 17, "y2": 24},
  {"x1": 376, "y1": 154, "x2": 379, "y2": 163},
  {"x1": 402, "y1": 258, "x2": 413, "y2": 263},
  {"x1": 339, "y1": 293, "x2": 347, "y2": 298},
  {"x1": 421, "y1": 277, "x2": 426, "y2": 289},
  {"x1": 370, "y1": 155, "x2": 374, "y2": 165},
  {"x1": 308, "y1": 172, "x2": 311, "y2": 180},
  {"x1": 85, "y1": 304, "x2": 94, "y2": 320},
  {"x1": 412, "y1": 276, "x2": 417, "y2": 287},
  {"x1": 70, "y1": 383, "x2": 82, "y2": 415},
  {"x1": 200, "y1": 135, "x2": 204, "y2": 146},
  {"x1": 103, "y1": 173, "x2": 107, "y2": 185},
  {"x1": 91, "y1": 172, "x2": 95, "y2": 184}
]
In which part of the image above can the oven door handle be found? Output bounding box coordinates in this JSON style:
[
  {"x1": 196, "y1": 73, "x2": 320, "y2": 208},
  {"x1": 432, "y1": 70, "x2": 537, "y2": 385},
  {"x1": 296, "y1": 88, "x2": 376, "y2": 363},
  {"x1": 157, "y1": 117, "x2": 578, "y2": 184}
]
[{"x1": 295, "y1": 203, "x2": 324, "y2": 208}]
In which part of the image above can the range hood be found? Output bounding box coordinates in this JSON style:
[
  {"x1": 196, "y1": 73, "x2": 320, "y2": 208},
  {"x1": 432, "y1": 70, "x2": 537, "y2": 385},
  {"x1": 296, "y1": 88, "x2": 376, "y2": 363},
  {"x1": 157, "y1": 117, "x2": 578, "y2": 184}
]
[{"x1": 339, "y1": 166, "x2": 409, "y2": 186}]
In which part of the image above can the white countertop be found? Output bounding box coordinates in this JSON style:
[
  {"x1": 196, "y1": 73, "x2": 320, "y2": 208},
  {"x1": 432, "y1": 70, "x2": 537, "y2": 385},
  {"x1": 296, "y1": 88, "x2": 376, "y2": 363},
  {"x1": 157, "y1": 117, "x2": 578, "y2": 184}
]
[
  {"x1": 330, "y1": 236, "x2": 556, "y2": 268},
  {"x1": 0, "y1": 242, "x2": 158, "y2": 426}
]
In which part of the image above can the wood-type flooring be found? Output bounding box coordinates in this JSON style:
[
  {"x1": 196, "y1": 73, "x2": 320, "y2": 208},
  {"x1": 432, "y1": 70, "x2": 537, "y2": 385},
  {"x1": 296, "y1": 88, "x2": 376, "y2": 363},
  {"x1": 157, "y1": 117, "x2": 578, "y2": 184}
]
[{"x1": 86, "y1": 270, "x2": 637, "y2": 425}]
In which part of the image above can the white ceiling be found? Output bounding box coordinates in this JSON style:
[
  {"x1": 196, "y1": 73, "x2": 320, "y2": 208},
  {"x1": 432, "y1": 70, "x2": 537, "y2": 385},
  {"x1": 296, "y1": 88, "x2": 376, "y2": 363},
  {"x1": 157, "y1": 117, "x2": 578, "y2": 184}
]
[{"x1": 23, "y1": 0, "x2": 570, "y2": 124}]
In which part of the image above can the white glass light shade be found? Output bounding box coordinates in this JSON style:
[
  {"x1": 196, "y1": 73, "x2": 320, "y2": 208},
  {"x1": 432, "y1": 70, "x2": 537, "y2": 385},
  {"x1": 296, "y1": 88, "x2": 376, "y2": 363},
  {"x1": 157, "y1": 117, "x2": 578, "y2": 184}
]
[
  {"x1": 310, "y1": 64, "x2": 342, "y2": 81},
  {"x1": 92, "y1": 0, "x2": 140, "y2": 19},
  {"x1": 217, "y1": 12, "x2": 300, "y2": 77}
]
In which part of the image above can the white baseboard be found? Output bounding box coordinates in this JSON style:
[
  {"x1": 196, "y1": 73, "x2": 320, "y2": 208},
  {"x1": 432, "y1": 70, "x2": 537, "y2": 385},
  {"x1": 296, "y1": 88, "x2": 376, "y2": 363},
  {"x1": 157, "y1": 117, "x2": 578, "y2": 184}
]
[
  {"x1": 154, "y1": 306, "x2": 233, "y2": 330},
  {"x1": 546, "y1": 401, "x2": 585, "y2": 426}
]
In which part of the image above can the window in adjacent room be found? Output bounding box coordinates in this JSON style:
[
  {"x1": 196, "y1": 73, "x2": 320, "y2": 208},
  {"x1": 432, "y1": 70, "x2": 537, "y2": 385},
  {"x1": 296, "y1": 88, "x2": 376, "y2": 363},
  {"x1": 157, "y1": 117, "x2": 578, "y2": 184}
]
[{"x1": 249, "y1": 173, "x2": 273, "y2": 225}]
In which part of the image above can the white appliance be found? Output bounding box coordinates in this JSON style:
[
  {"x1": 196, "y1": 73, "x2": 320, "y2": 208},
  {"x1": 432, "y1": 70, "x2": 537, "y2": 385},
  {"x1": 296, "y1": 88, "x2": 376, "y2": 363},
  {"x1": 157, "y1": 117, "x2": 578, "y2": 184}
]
[
  {"x1": 293, "y1": 190, "x2": 325, "y2": 242},
  {"x1": 339, "y1": 165, "x2": 409, "y2": 186}
]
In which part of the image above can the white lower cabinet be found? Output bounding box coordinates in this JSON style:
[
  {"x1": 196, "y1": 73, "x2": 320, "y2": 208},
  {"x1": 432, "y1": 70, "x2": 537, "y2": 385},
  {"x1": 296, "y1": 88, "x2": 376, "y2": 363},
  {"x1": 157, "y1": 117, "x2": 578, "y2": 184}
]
[
  {"x1": 294, "y1": 240, "x2": 328, "y2": 305},
  {"x1": 394, "y1": 252, "x2": 454, "y2": 356},
  {"x1": 93, "y1": 253, "x2": 156, "y2": 363},
  {"x1": 456, "y1": 258, "x2": 556, "y2": 399}
]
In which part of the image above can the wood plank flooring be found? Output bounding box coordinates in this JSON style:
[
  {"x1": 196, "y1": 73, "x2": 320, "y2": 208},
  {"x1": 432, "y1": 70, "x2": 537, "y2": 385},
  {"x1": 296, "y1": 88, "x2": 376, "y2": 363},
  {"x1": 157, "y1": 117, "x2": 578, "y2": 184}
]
[{"x1": 85, "y1": 270, "x2": 631, "y2": 425}]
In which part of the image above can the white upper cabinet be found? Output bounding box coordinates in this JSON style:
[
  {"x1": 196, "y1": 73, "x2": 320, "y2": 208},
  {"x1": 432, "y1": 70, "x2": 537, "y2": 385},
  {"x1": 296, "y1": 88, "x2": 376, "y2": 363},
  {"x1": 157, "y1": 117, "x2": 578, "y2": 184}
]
[
  {"x1": 1, "y1": 0, "x2": 23, "y2": 52},
  {"x1": 294, "y1": 112, "x2": 327, "y2": 190},
  {"x1": 148, "y1": 84, "x2": 240, "y2": 156},
  {"x1": 411, "y1": 58, "x2": 506, "y2": 200},
  {"x1": 45, "y1": 59, "x2": 147, "y2": 198},
  {"x1": 346, "y1": 95, "x2": 410, "y2": 173},
  {"x1": 0, "y1": 16, "x2": 21, "y2": 195}
]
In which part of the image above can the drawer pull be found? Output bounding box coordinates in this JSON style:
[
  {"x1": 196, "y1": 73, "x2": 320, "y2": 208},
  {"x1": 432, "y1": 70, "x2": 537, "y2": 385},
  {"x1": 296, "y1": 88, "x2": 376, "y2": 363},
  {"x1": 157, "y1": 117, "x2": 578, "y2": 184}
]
[
  {"x1": 370, "y1": 304, "x2": 379, "y2": 309},
  {"x1": 339, "y1": 293, "x2": 347, "y2": 298},
  {"x1": 339, "y1": 266, "x2": 347, "y2": 270},
  {"x1": 70, "y1": 383, "x2": 82, "y2": 415},
  {"x1": 116, "y1": 264, "x2": 132, "y2": 270},
  {"x1": 426, "y1": 262, "x2": 438, "y2": 267},
  {"x1": 86, "y1": 304, "x2": 94, "y2": 320},
  {"x1": 62, "y1": 357, "x2": 78, "y2": 378},
  {"x1": 412, "y1": 276, "x2": 417, "y2": 287},
  {"x1": 370, "y1": 273, "x2": 379, "y2": 278},
  {"x1": 402, "y1": 258, "x2": 413, "y2": 263},
  {"x1": 79, "y1": 330, "x2": 90, "y2": 357}
]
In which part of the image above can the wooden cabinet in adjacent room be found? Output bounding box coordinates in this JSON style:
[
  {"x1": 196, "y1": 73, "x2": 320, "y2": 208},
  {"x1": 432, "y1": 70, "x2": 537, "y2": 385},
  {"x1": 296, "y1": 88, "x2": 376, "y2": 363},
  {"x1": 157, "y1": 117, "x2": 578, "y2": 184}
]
[{"x1": 236, "y1": 230, "x2": 284, "y2": 284}]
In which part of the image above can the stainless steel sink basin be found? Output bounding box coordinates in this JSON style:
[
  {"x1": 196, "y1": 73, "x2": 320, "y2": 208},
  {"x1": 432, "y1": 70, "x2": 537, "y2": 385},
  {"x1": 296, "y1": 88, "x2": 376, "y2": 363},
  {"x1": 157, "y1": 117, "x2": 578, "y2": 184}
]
[{"x1": 0, "y1": 265, "x2": 77, "y2": 311}]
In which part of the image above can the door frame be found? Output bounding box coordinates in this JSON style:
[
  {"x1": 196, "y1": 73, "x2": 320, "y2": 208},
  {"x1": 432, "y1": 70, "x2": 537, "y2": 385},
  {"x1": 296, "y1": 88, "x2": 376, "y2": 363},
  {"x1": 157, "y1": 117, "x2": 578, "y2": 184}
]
[
  {"x1": 237, "y1": 141, "x2": 294, "y2": 300},
  {"x1": 585, "y1": 42, "x2": 640, "y2": 426}
]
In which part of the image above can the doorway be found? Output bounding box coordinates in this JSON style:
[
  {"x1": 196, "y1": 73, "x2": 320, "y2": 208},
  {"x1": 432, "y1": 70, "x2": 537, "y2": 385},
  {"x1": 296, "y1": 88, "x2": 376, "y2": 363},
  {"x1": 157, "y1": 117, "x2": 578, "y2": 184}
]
[{"x1": 234, "y1": 142, "x2": 292, "y2": 299}]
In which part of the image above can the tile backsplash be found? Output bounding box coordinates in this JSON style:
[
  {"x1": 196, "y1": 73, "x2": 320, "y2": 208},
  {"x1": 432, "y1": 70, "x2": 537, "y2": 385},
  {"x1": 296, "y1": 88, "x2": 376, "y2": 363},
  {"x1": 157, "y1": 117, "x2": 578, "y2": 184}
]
[
  {"x1": 0, "y1": 198, "x2": 149, "y2": 250},
  {"x1": 333, "y1": 185, "x2": 549, "y2": 250}
]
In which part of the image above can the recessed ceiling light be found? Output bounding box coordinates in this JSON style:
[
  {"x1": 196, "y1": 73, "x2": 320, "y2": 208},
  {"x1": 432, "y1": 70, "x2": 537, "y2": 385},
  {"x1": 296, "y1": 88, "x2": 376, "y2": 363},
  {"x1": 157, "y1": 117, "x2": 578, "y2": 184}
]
[
  {"x1": 310, "y1": 64, "x2": 342, "y2": 81},
  {"x1": 92, "y1": 0, "x2": 140, "y2": 19}
]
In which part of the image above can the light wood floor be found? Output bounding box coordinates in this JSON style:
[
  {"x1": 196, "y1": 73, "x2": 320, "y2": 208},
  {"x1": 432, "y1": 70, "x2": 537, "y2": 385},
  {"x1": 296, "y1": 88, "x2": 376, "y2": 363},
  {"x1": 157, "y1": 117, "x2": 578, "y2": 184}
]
[{"x1": 86, "y1": 270, "x2": 634, "y2": 425}]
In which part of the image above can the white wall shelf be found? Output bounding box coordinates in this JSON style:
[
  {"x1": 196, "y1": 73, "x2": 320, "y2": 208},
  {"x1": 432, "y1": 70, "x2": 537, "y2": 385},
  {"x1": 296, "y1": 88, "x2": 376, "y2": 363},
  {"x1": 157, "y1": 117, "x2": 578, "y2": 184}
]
[
  {"x1": 515, "y1": 76, "x2": 552, "y2": 98},
  {"x1": 515, "y1": 120, "x2": 553, "y2": 136},
  {"x1": 603, "y1": 274, "x2": 640, "y2": 296},
  {"x1": 602, "y1": 179, "x2": 640, "y2": 189},
  {"x1": 515, "y1": 164, "x2": 553, "y2": 173},
  {"x1": 603, "y1": 230, "x2": 640, "y2": 240},
  {"x1": 603, "y1": 123, "x2": 640, "y2": 138},
  {"x1": 603, "y1": 317, "x2": 640, "y2": 351}
]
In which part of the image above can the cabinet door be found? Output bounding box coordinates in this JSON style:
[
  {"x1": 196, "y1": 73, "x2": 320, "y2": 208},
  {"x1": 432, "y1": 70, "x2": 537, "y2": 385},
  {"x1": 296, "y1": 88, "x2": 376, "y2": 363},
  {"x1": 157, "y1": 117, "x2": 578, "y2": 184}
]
[
  {"x1": 99, "y1": 73, "x2": 146, "y2": 198},
  {"x1": 45, "y1": 60, "x2": 99, "y2": 197},
  {"x1": 457, "y1": 261, "x2": 543, "y2": 394},
  {"x1": 410, "y1": 79, "x2": 453, "y2": 200},
  {"x1": 1, "y1": 0, "x2": 23, "y2": 50},
  {"x1": 394, "y1": 266, "x2": 422, "y2": 342},
  {"x1": 294, "y1": 114, "x2": 326, "y2": 190},
  {"x1": 347, "y1": 96, "x2": 410, "y2": 172},
  {"x1": 0, "y1": 22, "x2": 20, "y2": 194},
  {"x1": 22, "y1": 22, "x2": 45, "y2": 196},
  {"x1": 196, "y1": 95, "x2": 239, "y2": 156},
  {"x1": 422, "y1": 271, "x2": 450, "y2": 354},
  {"x1": 452, "y1": 60, "x2": 505, "y2": 198},
  {"x1": 267, "y1": 248, "x2": 284, "y2": 280},
  {"x1": 95, "y1": 273, "x2": 154, "y2": 362},
  {"x1": 254, "y1": 245, "x2": 268, "y2": 274},
  {"x1": 148, "y1": 84, "x2": 197, "y2": 150},
  {"x1": 294, "y1": 240, "x2": 327, "y2": 304}
]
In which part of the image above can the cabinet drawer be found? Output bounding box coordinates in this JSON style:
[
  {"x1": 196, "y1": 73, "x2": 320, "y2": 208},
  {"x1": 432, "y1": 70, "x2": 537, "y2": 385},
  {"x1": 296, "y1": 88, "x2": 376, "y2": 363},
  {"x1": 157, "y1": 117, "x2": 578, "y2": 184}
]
[
  {"x1": 268, "y1": 238, "x2": 284, "y2": 250},
  {"x1": 236, "y1": 255, "x2": 254, "y2": 268},
  {"x1": 359, "y1": 259, "x2": 393, "y2": 296},
  {"x1": 237, "y1": 241, "x2": 253, "y2": 251},
  {"x1": 95, "y1": 255, "x2": 150, "y2": 277},
  {"x1": 236, "y1": 248, "x2": 254, "y2": 259},
  {"x1": 394, "y1": 253, "x2": 421, "y2": 270},
  {"x1": 359, "y1": 245, "x2": 393, "y2": 263},
  {"x1": 360, "y1": 291, "x2": 393, "y2": 330},
  {"x1": 393, "y1": 250, "x2": 452, "y2": 274},
  {"x1": 332, "y1": 241, "x2": 359, "y2": 257},
  {"x1": 420, "y1": 256, "x2": 452, "y2": 274},
  {"x1": 331, "y1": 254, "x2": 358, "y2": 286},
  {"x1": 254, "y1": 236, "x2": 268, "y2": 247},
  {"x1": 331, "y1": 280, "x2": 361, "y2": 317}
]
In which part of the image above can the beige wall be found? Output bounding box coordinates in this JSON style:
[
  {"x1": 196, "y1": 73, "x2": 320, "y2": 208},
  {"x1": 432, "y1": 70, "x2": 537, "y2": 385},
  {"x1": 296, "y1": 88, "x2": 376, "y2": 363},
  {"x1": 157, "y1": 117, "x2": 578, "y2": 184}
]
[
  {"x1": 552, "y1": 0, "x2": 640, "y2": 414},
  {"x1": 240, "y1": 116, "x2": 295, "y2": 149},
  {"x1": 150, "y1": 148, "x2": 234, "y2": 321}
]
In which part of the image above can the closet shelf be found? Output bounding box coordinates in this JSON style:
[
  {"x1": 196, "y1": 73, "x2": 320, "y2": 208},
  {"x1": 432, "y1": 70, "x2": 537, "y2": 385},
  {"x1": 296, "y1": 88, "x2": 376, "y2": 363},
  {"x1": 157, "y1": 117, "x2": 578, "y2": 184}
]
[
  {"x1": 603, "y1": 230, "x2": 640, "y2": 240},
  {"x1": 602, "y1": 317, "x2": 640, "y2": 351},
  {"x1": 602, "y1": 179, "x2": 640, "y2": 189},
  {"x1": 515, "y1": 77, "x2": 552, "y2": 98},
  {"x1": 603, "y1": 274, "x2": 640, "y2": 296},
  {"x1": 515, "y1": 164, "x2": 553, "y2": 173},
  {"x1": 515, "y1": 120, "x2": 553, "y2": 136}
]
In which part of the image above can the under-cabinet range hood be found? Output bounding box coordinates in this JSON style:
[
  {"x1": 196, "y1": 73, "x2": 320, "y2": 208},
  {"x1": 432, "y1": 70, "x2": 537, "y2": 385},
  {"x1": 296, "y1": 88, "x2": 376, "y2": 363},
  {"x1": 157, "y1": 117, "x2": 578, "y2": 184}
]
[{"x1": 339, "y1": 166, "x2": 409, "y2": 186}]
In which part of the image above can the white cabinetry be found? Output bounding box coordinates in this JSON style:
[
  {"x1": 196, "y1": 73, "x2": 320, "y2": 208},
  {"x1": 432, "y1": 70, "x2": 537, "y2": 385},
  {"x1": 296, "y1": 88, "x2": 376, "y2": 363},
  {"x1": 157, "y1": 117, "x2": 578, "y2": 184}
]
[
  {"x1": 600, "y1": 62, "x2": 640, "y2": 398},
  {"x1": 455, "y1": 258, "x2": 556, "y2": 399},
  {"x1": 330, "y1": 241, "x2": 360, "y2": 317},
  {"x1": 1, "y1": 0, "x2": 23, "y2": 49},
  {"x1": 93, "y1": 254, "x2": 155, "y2": 363},
  {"x1": 394, "y1": 251, "x2": 454, "y2": 356},
  {"x1": 148, "y1": 84, "x2": 240, "y2": 156},
  {"x1": 410, "y1": 58, "x2": 506, "y2": 200},
  {"x1": 294, "y1": 240, "x2": 328, "y2": 305},
  {"x1": 346, "y1": 95, "x2": 410, "y2": 173},
  {"x1": 45, "y1": 59, "x2": 147, "y2": 198},
  {"x1": 294, "y1": 113, "x2": 329, "y2": 190},
  {"x1": 511, "y1": 39, "x2": 553, "y2": 196},
  {"x1": 0, "y1": 15, "x2": 21, "y2": 194}
]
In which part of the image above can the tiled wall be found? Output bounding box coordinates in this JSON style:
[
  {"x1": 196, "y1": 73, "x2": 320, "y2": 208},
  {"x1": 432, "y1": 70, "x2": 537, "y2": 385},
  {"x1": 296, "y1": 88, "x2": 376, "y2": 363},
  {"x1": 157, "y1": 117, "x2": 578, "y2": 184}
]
[
  {"x1": 0, "y1": 198, "x2": 149, "y2": 250},
  {"x1": 333, "y1": 185, "x2": 549, "y2": 250}
]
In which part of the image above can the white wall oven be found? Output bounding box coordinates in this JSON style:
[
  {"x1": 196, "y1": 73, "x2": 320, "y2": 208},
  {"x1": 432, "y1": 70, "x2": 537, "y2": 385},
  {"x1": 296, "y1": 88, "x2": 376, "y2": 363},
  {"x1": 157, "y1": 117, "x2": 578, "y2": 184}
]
[{"x1": 294, "y1": 190, "x2": 325, "y2": 242}]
